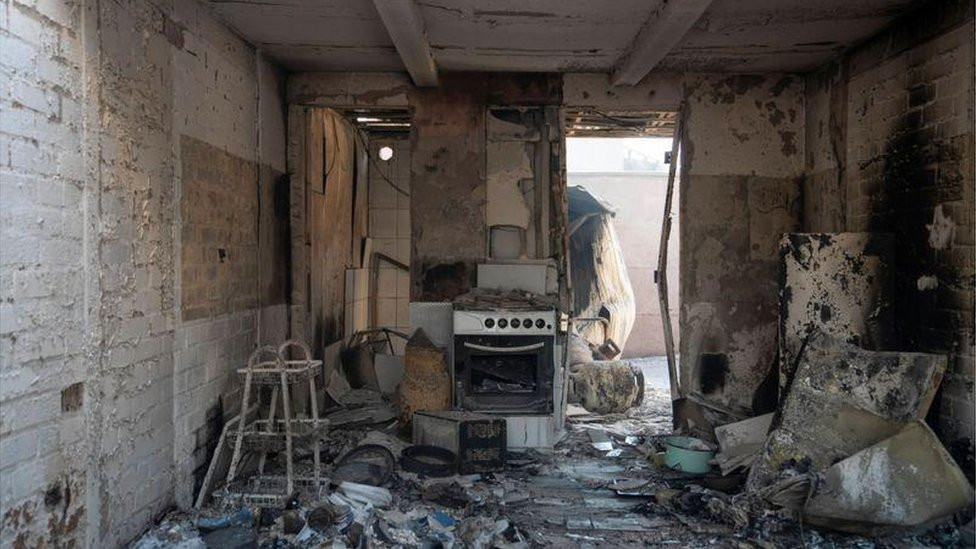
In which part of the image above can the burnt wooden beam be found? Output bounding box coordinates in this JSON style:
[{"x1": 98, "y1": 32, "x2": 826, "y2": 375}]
[
  {"x1": 372, "y1": 0, "x2": 439, "y2": 87},
  {"x1": 611, "y1": 0, "x2": 713, "y2": 86}
]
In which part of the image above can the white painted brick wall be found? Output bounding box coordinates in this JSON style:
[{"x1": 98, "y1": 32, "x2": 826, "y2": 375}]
[
  {"x1": 0, "y1": 0, "x2": 288, "y2": 544},
  {"x1": 1, "y1": 0, "x2": 89, "y2": 543}
]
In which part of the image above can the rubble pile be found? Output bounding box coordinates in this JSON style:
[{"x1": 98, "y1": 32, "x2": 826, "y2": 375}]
[
  {"x1": 132, "y1": 229, "x2": 976, "y2": 548},
  {"x1": 132, "y1": 358, "x2": 972, "y2": 548}
]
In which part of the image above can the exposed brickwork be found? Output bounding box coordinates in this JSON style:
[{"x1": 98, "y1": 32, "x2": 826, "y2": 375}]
[
  {"x1": 0, "y1": 0, "x2": 288, "y2": 545},
  {"x1": 846, "y1": 19, "x2": 975, "y2": 448},
  {"x1": 804, "y1": 1, "x2": 975, "y2": 464},
  {"x1": 180, "y1": 136, "x2": 260, "y2": 321}
]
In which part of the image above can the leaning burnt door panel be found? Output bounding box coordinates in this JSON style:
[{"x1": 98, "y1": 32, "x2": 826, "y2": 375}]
[{"x1": 303, "y1": 108, "x2": 356, "y2": 353}]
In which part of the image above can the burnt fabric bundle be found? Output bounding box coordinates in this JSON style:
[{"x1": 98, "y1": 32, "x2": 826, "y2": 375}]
[{"x1": 398, "y1": 328, "x2": 451, "y2": 425}]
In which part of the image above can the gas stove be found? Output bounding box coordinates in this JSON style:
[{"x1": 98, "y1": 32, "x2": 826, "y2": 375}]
[
  {"x1": 452, "y1": 308, "x2": 565, "y2": 449},
  {"x1": 453, "y1": 309, "x2": 557, "y2": 336}
]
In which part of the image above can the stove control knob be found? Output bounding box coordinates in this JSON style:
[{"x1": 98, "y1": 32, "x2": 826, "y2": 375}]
[
  {"x1": 511, "y1": 318, "x2": 521, "y2": 328},
  {"x1": 535, "y1": 318, "x2": 545, "y2": 329},
  {"x1": 524, "y1": 321, "x2": 533, "y2": 330},
  {"x1": 497, "y1": 318, "x2": 508, "y2": 329},
  {"x1": 484, "y1": 318, "x2": 495, "y2": 329}
]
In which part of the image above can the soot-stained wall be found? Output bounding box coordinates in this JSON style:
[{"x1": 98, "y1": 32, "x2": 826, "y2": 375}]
[
  {"x1": 410, "y1": 74, "x2": 565, "y2": 302},
  {"x1": 286, "y1": 73, "x2": 568, "y2": 307},
  {"x1": 804, "y1": 0, "x2": 975, "y2": 463},
  {"x1": 679, "y1": 75, "x2": 805, "y2": 415},
  {"x1": 409, "y1": 78, "x2": 488, "y2": 300}
]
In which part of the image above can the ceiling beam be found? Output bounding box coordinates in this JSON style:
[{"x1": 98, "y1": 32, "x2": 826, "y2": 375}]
[
  {"x1": 372, "y1": 0, "x2": 439, "y2": 87},
  {"x1": 611, "y1": 0, "x2": 713, "y2": 87}
]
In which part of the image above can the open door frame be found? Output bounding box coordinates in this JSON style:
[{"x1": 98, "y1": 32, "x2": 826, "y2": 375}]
[{"x1": 656, "y1": 105, "x2": 684, "y2": 402}]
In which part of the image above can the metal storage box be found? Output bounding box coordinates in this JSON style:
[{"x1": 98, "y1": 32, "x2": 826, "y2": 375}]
[{"x1": 412, "y1": 410, "x2": 506, "y2": 473}]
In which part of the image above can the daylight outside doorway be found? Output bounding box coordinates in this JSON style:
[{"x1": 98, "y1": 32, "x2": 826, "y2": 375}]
[{"x1": 566, "y1": 136, "x2": 679, "y2": 397}]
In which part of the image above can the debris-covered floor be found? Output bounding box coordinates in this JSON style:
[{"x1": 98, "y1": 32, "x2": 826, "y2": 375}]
[{"x1": 131, "y1": 362, "x2": 973, "y2": 549}]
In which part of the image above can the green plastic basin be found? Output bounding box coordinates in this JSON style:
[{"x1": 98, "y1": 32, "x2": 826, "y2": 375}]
[{"x1": 664, "y1": 436, "x2": 715, "y2": 474}]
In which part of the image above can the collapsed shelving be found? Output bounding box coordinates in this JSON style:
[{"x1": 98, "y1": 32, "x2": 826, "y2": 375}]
[{"x1": 196, "y1": 340, "x2": 329, "y2": 508}]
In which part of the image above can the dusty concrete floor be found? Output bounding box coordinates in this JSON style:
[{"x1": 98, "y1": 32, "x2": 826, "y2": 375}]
[{"x1": 627, "y1": 355, "x2": 673, "y2": 392}]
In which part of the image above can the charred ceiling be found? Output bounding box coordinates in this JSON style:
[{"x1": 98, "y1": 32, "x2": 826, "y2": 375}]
[{"x1": 208, "y1": 0, "x2": 923, "y2": 79}]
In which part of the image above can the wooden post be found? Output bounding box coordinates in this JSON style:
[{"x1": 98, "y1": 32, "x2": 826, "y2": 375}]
[{"x1": 657, "y1": 107, "x2": 683, "y2": 401}]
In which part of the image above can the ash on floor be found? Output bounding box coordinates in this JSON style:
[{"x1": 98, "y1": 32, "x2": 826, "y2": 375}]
[{"x1": 132, "y1": 369, "x2": 969, "y2": 549}]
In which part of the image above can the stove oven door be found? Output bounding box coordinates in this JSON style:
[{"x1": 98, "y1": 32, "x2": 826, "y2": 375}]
[{"x1": 454, "y1": 334, "x2": 554, "y2": 414}]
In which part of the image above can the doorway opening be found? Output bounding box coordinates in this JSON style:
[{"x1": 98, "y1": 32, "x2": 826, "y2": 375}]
[
  {"x1": 299, "y1": 107, "x2": 413, "y2": 357},
  {"x1": 564, "y1": 108, "x2": 680, "y2": 423}
]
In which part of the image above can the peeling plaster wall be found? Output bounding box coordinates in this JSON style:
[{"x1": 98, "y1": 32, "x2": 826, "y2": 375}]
[
  {"x1": 803, "y1": 0, "x2": 975, "y2": 461},
  {"x1": 0, "y1": 0, "x2": 91, "y2": 544},
  {"x1": 410, "y1": 78, "x2": 488, "y2": 300},
  {"x1": 411, "y1": 76, "x2": 565, "y2": 301},
  {"x1": 286, "y1": 73, "x2": 567, "y2": 306},
  {"x1": 679, "y1": 75, "x2": 805, "y2": 414},
  {"x1": 0, "y1": 0, "x2": 288, "y2": 545}
]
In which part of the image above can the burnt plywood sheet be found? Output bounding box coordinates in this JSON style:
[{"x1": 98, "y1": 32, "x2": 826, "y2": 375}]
[
  {"x1": 307, "y1": 109, "x2": 357, "y2": 349},
  {"x1": 778, "y1": 233, "x2": 895, "y2": 390},
  {"x1": 747, "y1": 332, "x2": 946, "y2": 491}
]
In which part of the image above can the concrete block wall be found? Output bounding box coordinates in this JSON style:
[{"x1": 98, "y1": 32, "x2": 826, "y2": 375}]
[
  {"x1": 679, "y1": 74, "x2": 805, "y2": 414},
  {"x1": 0, "y1": 0, "x2": 89, "y2": 545},
  {"x1": 803, "y1": 0, "x2": 975, "y2": 466},
  {"x1": 0, "y1": 0, "x2": 288, "y2": 545}
]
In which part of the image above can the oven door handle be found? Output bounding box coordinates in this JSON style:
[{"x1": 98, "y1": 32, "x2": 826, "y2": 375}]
[{"x1": 463, "y1": 342, "x2": 545, "y2": 353}]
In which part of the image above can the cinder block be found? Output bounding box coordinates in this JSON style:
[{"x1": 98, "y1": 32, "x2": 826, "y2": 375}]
[
  {"x1": 0, "y1": 430, "x2": 37, "y2": 469},
  {"x1": 0, "y1": 34, "x2": 36, "y2": 70}
]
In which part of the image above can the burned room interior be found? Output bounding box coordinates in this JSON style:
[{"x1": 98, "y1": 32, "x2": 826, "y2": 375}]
[{"x1": 0, "y1": 0, "x2": 974, "y2": 547}]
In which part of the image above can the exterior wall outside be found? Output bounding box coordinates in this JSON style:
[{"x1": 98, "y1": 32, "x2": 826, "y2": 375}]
[
  {"x1": 0, "y1": 0, "x2": 288, "y2": 545},
  {"x1": 568, "y1": 173, "x2": 679, "y2": 357},
  {"x1": 805, "y1": 1, "x2": 975, "y2": 459}
]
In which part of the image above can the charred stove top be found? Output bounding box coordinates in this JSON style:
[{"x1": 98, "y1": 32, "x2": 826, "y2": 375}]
[{"x1": 453, "y1": 309, "x2": 557, "y2": 336}]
